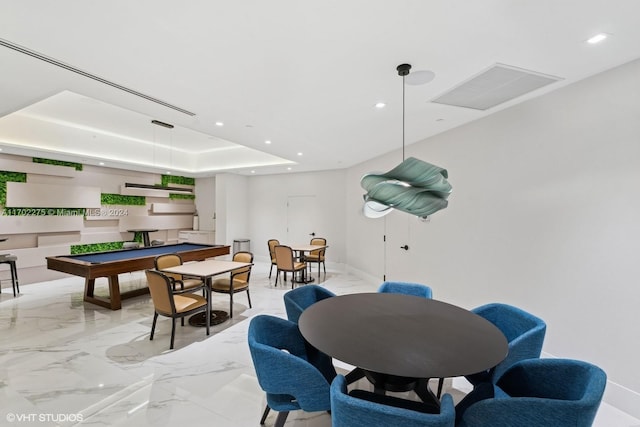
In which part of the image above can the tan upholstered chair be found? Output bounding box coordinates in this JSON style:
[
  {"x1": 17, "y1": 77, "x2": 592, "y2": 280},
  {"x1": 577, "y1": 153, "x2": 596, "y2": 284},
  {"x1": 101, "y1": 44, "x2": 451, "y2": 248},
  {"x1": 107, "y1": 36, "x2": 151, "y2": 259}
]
[
  {"x1": 154, "y1": 253, "x2": 205, "y2": 295},
  {"x1": 274, "y1": 245, "x2": 307, "y2": 289},
  {"x1": 267, "y1": 239, "x2": 280, "y2": 279},
  {"x1": 211, "y1": 251, "x2": 254, "y2": 318},
  {"x1": 145, "y1": 269, "x2": 209, "y2": 349},
  {"x1": 305, "y1": 237, "x2": 327, "y2": 280}
]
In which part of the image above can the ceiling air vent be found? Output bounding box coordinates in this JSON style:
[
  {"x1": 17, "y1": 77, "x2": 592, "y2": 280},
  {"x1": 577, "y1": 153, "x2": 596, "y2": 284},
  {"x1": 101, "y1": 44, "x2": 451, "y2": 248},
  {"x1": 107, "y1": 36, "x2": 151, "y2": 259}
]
[{"x1": 431, "y1": 63, "x2": 563, "y2": 110}]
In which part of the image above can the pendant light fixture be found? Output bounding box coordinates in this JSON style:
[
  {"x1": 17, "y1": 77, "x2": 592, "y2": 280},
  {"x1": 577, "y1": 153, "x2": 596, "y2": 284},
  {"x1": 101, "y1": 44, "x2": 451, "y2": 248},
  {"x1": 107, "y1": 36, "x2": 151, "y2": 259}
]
[{"x1": 360, "y1": 63, "x2": 452, "y2": 219}]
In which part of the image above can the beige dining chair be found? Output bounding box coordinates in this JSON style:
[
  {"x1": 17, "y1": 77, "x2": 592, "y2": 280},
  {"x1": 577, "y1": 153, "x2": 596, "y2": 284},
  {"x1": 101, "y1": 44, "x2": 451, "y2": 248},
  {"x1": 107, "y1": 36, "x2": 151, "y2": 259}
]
[
  {"x1": 210, "y1": 251, "x2": 254, "y2": 318},
  {"x1": 154, "y1": 253, "x2": 205, "y2": 295},
  {"x1": 145, "y1": 269, "x2": 209, "y2": 349},
  {"x1": 267, "y1": 239, "x2": 280, "y2": 279},
  {"x1": 274, "y1": 245, "x2": 307, "y2": 289},
  {"x1": 305, "y1": 237, "x2": 327, "y2": 280}
]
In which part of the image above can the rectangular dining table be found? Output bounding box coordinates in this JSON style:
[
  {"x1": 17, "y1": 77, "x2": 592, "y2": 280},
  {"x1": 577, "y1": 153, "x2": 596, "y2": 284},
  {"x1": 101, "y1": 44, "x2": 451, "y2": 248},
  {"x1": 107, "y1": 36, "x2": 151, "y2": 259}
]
[{"x1": 159, "y1": 259, "x2": 252, "y2": 330}]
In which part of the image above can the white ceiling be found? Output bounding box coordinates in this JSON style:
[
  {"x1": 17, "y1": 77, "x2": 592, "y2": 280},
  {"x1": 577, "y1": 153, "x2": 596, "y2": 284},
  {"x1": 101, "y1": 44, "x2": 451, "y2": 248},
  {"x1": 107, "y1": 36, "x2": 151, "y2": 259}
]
[{"x1": 1, "y1": 0, "x2": 639, "y2": 177}]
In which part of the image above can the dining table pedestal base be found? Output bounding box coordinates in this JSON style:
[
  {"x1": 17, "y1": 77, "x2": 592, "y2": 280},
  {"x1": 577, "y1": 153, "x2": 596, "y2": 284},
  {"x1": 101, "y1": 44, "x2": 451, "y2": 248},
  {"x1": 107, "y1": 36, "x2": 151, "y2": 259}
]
[
  {"x1": 362, "y1": 370, "x2": 440, "y2": 413},
  {"x1": 188, "y1": 310, "x2": 229, "y2": 327},
  {"x1": 293, "y1": 273, "x2": 314, "y2": 285}
]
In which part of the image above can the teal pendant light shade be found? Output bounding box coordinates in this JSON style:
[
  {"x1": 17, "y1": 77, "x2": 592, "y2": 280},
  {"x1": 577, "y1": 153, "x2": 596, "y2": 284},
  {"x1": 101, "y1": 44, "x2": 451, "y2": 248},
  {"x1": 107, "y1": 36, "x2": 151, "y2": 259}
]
[
  {"x1": 361, "y1": 64, "x2": 452, "y2": 219},
  {"x1": 361, "y1": 157, "x2": 452, "y2": 218}
]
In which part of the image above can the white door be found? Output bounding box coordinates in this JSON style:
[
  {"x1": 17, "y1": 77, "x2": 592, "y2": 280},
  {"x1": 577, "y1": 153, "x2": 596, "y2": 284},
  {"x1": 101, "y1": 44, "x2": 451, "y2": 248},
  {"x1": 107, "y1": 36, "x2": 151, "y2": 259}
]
[
  {"x1": 383, "y1": 210, "x2": 415, "y2": 282},
  {"x1": 287, "y1": 195, "x2": 318, "y2": 244}
]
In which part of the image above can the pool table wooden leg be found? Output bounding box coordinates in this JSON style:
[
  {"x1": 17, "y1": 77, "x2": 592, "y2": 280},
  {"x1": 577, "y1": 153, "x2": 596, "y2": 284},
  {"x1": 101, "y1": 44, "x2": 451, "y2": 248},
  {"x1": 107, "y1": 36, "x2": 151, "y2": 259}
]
[
  {"x1": 85, "y1": 278, "x2": 95, "y2": 298},
  {"x1": 108, "y1": 275, "x2": 122, "y2": 309},
  {"x1": 83, "y1": 276, "x2": 122, "y2": 310}
]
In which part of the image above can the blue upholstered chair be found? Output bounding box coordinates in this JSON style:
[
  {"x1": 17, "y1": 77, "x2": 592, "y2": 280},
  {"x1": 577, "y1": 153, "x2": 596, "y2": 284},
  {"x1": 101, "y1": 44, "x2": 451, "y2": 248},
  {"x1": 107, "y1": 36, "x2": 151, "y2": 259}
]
[
  {"x1": 456, "y1": 358, "x2": 607, "y2": 427},
  {"x1": 377, "y1": 281, "x2": 433, "y2": 298},
  {"x1": 465, "y1": 303, "x2": 546, "y2": 387},
  {"x1": 283, "y1": 284, "x2": 336, "y2": 323},
  {"x1": 331, "y1": 375, "x2": 455, "y2": 427},
  {"x1": 248, "y1": 315, "x2": 336, "y2": 427}
]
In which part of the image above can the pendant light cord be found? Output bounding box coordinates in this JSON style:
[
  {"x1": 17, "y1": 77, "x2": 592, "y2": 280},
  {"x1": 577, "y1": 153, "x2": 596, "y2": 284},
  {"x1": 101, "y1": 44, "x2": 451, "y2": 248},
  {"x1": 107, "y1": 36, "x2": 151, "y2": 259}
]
[
  {"x1": 396, "y1": 63, "x2": 411, "y2": 162},
  {"x1": 402, "y1": 73, "x2": 406, "y2": 161}
]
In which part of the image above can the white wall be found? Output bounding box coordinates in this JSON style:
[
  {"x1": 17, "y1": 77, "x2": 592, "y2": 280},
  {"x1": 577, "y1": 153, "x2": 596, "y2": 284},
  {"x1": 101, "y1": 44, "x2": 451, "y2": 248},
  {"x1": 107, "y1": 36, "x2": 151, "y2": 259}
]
[
  {"x1": 195, "y1": 176, "x2": 216, "y2": 231},
  {"x1": 215, "y1": 173, "x2": 249, "y2": 252},
  {"x1": 246, "y1": 169, "x2": 347, "y2": 265},
  {"x1": 347, "y1": 58, "x2": 640, "y2": 416}
]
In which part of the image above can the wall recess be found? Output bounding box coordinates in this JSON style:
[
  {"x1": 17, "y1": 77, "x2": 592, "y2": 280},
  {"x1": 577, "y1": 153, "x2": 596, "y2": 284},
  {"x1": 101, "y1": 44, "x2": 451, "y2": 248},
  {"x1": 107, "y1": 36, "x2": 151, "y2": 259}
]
[
  {"x1": 161, "y1": 175, "x2": 195, "y2": 186},
  {"x1": 0, "y1": 171, "x2": 27, "y2": 205}
]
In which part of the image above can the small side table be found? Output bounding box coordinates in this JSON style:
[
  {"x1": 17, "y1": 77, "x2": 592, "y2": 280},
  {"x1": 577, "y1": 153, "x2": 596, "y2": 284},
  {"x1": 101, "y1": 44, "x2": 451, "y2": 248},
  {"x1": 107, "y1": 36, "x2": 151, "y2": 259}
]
[
  {"x1": 127, "y1": 229, "x2": 158, "y2": 247},
  {"x1": 0, "y1": 254, "x2": 20, "y2": 297}
]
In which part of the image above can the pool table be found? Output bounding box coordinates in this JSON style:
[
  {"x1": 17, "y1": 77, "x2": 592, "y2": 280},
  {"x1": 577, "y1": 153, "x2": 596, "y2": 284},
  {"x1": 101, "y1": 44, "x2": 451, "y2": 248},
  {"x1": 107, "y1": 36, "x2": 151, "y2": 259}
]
[{"x1": 47, "y1": 243, "x2": 230, "y2": 310}]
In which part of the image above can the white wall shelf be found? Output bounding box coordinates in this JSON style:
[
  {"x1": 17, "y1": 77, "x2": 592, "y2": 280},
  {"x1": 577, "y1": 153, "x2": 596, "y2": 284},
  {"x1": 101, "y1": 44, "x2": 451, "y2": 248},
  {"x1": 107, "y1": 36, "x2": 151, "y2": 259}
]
[
  {"x1": 0, "y1": 216, "x2": 84, "y2": 234},
  {"x1": 178, "y1": 230, "x2": 215, "y2": 245},
  {"x1": 151, "y1": 203, "x2": 196, "y2": 214}
]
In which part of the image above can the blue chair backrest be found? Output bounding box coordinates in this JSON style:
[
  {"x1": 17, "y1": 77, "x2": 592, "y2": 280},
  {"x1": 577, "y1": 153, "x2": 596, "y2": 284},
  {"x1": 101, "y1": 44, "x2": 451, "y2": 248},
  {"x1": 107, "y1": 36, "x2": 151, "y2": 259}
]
[
  {"x1": 377, "y1": 281, "x2": 433, "y2": 298},
  {"x1": 457, "y1": 358, "x2": 606, "y2": 427},
  {"x1": 331, "y1": 375, "x2": 455, "y2": 427},
  {"x1": 472, "y1": 303, "x2": 546, "y2": 382},
  {"x1": 284, "y1": 284, "x2": 336, "y2": 323},
  {"x1": 247, "y1": 315, "x2": 332, "y2": 412}
]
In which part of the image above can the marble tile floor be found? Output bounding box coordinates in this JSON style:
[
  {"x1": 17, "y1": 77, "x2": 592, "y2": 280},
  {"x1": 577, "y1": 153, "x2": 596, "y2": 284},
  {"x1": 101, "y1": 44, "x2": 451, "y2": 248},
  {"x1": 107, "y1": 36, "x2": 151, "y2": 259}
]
[{"x1": 0, "y1": 262, "x2": 638, "y2": 427}]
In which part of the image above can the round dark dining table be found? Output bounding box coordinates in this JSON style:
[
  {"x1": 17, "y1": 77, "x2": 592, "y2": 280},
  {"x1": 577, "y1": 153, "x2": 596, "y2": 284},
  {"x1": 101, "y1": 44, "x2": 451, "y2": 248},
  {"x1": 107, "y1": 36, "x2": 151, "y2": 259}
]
[{"x1": 298, "y1": 292, "x2": 508, "y2": 403}]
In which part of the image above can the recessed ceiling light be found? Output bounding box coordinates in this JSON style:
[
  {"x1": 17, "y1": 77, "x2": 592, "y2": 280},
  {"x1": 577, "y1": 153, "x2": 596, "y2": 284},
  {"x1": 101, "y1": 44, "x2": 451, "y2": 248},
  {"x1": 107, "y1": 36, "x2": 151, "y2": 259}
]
[
  {"x1": 287, "y1": 167, "x2": 292, "y2": 171},
  {"x1": 265, "y1": 140, "x2": 272, "y2": 144},
  {"x1": 251, "y1": 170, "x2": 256, "y2": 174},
  {"x1": 99, "y1": 162, "x2": 105, "y2": 165},
  {"x1": 375, "y1": 102, "x2": 386, "y2": 108},
  {"x1": 215, "y1": 122, "x2": 224, "y2": 126},
  {"x1": 297, "y1": 152, "x2": 303, "y2": 156},
  {"x1": 587, "y1": 33, "x2": 608, "y2": 44}
]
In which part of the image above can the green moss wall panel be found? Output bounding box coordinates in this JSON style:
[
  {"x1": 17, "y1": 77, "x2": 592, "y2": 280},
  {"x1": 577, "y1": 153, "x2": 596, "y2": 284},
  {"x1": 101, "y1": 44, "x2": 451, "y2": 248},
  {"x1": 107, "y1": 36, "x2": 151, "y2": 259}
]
[
  {"x1": 6, "y1": 182, "x2": 101, "y2": 208},
  {"x1": 32, "y1": 158, "x2": 83, "y2": 171},
  {"x1": 161, "y1": 175, "x2": 195, "y2": 186}
]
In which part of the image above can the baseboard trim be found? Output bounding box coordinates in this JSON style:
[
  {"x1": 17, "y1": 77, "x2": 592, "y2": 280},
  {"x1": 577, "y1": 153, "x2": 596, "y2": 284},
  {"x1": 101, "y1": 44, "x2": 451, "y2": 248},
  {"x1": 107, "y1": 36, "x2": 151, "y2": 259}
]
[
  {"x1": 541, "y1": 351, "x2": 640, "y2": 419},
  {"x1": 602, "y1": 379, "x2": 640, "y2": 420},
  {"x1": 345, "y1": 265, "x2": 381, "y2": 286}
]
